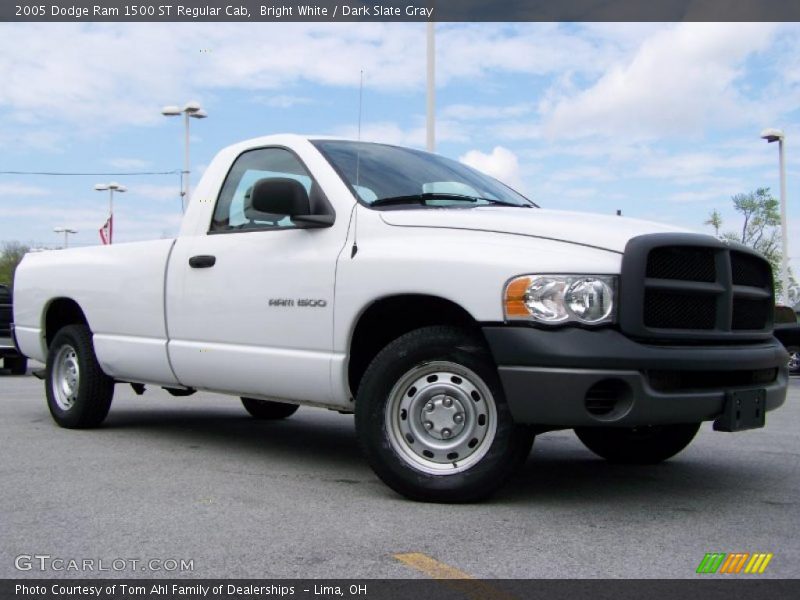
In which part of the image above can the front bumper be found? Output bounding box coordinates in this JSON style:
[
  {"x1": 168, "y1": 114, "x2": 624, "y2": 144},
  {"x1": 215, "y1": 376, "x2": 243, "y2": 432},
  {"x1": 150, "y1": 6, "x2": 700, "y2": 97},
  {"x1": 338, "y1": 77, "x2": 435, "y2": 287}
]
[
  {"x1": 0, "y1": 336, "x2": 20, "y2": 358},
  {"x1": 482, "y1": 326, "x2": 789, "y2": 427}
]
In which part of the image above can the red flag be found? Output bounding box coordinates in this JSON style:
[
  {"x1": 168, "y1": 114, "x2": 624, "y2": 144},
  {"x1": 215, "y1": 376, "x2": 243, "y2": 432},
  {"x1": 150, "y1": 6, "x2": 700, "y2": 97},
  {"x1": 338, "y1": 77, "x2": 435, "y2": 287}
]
[{"x1": 99, "y1": 215, "x2": 113, "y2": 245}]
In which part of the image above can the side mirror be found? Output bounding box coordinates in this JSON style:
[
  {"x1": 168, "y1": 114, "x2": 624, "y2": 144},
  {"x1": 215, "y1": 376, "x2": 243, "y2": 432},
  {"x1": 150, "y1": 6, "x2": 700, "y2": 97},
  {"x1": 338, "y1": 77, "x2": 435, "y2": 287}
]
[
  {"x1": 247, "y1": 178, "x2": 334, "y2": 229},
  {"x1": 250, "y1": 177, "x2": 310, "y2": 217},
  {"x1": 292, "y1": 214, "x2": 335, "y2": 229}
]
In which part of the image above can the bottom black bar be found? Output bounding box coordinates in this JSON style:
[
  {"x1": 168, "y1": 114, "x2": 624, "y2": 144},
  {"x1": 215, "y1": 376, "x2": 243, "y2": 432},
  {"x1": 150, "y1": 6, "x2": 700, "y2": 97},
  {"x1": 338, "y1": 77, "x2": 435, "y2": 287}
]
[{"x1": 3, "y1": 579, "x2": 799, "y2": 600}]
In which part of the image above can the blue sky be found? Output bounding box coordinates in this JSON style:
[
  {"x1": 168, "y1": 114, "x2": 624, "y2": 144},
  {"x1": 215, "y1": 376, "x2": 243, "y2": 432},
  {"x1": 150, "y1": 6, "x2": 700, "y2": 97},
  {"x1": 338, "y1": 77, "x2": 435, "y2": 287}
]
[{"x1": 0, "y1": 22, "x2": 798, "y2": 265}]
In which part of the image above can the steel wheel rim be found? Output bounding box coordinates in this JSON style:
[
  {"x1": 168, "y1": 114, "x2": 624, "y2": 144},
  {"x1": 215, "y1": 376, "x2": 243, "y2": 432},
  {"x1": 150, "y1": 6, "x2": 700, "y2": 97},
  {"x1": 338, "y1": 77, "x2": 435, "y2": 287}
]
[
  {"x1": 385, "y1": 361, "x2": 498, "y2": 474},
  {"x1": 52, "y1": 344, "x2": 80, "y2": 411}
]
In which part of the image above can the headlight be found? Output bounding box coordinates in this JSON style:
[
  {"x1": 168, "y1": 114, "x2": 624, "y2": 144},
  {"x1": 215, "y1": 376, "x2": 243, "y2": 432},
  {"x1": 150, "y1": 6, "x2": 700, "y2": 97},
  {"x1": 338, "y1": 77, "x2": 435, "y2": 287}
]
[{"x1": 504, "y1": 275, "x2": 616, "y2": 325}]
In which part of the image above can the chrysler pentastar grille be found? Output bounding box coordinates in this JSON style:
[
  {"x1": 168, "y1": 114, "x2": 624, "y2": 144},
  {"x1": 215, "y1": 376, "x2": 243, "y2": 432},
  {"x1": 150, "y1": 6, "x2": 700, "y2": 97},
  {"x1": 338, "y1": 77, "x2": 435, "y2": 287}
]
[{"x1": 619, "y1": 234, "x2": 774, "y2": 342}]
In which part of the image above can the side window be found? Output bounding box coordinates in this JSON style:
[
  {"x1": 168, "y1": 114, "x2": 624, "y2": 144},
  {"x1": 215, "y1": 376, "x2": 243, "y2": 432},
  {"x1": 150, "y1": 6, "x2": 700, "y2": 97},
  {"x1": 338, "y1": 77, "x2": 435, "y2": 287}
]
[{"x1": 211, "y1": 147, "x2": 313, "y2": 232}]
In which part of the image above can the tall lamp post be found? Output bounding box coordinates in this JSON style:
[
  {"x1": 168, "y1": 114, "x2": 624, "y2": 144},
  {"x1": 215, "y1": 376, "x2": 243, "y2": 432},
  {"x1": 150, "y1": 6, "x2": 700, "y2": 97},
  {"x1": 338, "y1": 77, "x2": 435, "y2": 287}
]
[
  {"x1": 53, "y1": 227, "x2": 77, "y2": 249},
  {"x1": 94, "y1": 182, "x2": 127, "y2": 245},
  {"x1": 426, "y1": 21, "x2": 435, "y2": 152},
  {"x1": 161, "y1": 101, "x2": 208, "y2": 212},
  {"x1": 761, "y1": 128, "x2": 790, "y2": 304}
]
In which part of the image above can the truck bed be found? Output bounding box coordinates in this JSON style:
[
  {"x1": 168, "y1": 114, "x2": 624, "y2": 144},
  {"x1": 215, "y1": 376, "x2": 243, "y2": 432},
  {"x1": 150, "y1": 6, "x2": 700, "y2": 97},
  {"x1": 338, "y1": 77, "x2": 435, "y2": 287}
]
[{"x1": 13, "y1": 239, "x2": 179, "y2": 386}]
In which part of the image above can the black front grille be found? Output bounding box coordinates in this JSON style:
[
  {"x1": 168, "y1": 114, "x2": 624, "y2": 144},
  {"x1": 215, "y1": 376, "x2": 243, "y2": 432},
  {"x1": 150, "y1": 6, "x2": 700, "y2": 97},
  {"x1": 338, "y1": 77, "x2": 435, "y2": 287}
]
[
  {"x1": 731, "y1": 251, "x2": 771, "y2": 288},
  {"x1": 620, "y1": 234, "x2": 774, "y2": 341},
  {"x1": 646, "y1": 246, "x2": 716, "y2": 282},
  {"x1": 644, "y1": 291, "x2": 716, "y2": 329},
  {"x1": 732, "y1": 298, "x2": 771, "y2": 330}
]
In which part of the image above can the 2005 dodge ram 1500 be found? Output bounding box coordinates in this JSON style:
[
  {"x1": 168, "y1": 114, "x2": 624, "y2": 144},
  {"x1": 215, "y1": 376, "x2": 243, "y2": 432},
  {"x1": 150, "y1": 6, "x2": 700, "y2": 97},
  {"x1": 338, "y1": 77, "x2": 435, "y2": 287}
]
[{"x1": 12, "y1": 135, "x2": 789, "y2": 501}]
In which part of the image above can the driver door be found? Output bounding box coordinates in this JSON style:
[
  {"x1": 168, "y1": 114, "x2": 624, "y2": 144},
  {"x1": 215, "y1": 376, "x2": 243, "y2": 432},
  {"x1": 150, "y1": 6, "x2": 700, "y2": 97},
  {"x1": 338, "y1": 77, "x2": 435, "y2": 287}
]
[{"x1": 166, "y1": 146, "x2": 342, "y2": 405}]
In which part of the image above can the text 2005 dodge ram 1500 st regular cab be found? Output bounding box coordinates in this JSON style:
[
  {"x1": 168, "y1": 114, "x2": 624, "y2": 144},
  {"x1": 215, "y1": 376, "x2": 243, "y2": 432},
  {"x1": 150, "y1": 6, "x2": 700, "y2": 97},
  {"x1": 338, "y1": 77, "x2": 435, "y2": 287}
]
[{"x1": 12, "y1": 135, "x2": 789, "y2": 501}]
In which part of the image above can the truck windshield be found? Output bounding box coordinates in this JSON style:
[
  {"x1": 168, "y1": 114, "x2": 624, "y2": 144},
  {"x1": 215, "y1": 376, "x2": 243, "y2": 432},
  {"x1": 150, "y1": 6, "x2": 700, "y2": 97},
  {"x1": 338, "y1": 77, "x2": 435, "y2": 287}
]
[{"x1": 311, "y1": 140, "x2": 535, "y2": 209}]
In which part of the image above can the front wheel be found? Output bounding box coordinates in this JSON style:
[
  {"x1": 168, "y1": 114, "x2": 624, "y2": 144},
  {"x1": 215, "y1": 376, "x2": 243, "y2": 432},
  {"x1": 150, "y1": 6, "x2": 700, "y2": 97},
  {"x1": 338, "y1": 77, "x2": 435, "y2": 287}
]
[
  {"x1": 787, "y1": 346, "x2": 799, "y2": 375},
  {"x1": 355, "y1": 326, "x2": 534, "y2": 503},
  {"x1": 574, "y1": 423, "x2": 701, "y2": 464},
  {"x1": 45, "y1": 324, "x2": 114, "y2": 428},
  {"x1": 240, "y1": 397, "x2": 299, "y2": 420}
]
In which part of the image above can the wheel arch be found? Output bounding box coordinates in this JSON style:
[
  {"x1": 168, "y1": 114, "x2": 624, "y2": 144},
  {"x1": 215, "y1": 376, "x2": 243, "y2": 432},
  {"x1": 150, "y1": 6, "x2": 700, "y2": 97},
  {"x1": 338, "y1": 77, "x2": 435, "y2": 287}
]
[
  {"x1": 43, "y1": 297, "x2": 90, "y2": 349},
  {"x1": 347, "y1": 294, "x2": 484, "y2": 397}
]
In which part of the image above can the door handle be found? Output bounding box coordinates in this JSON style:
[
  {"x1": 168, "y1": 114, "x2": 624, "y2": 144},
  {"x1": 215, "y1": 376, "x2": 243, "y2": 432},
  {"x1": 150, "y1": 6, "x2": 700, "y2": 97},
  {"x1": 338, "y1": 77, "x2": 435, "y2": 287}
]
[{"x1": 189, "y1": 255, "x2": 216, "y2": 268}]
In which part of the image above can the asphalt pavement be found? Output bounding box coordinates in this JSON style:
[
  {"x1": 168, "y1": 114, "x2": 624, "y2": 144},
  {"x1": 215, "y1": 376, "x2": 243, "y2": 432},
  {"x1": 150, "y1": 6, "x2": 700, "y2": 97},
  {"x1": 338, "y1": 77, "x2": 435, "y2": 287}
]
[{"x1": 1, "y1": 363, "x2": 798, "y2": 579}]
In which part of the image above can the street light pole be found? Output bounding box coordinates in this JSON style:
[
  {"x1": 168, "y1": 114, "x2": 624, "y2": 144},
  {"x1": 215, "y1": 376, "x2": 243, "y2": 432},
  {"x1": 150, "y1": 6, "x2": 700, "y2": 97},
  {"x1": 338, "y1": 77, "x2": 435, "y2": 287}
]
[
  {"x1": 162, "y1": 101, "x2": 208, "y2": 212},
  {"x1": 53, "y1": 227, "x2": 77, "y2": 249},
  {"x1": 426, "y1": 21, "x2": 435, "y2": 152},
  {"x1": 94, "y1": 182, "x2": 127, "y2": 245},
  {"x1": 761, "y1": 129, "x2": 790, "y2": 304},
  {"x1": 185, "y1": 111, "x2": 191, "y2": 202}
]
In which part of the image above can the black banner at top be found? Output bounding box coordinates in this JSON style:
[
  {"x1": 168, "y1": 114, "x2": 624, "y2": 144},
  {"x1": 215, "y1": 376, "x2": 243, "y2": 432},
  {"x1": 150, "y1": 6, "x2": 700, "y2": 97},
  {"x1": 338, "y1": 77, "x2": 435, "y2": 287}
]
[{"x1": 3, "y1": 0, "x2": 800, "y2": 22}]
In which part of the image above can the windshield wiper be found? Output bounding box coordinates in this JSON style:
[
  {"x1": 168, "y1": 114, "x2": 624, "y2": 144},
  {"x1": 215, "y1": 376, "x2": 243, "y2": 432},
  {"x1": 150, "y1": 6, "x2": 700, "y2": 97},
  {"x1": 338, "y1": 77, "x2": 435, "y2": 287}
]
[{"x1": 370, "y1": 193, "x2": 529, "y2": 208}]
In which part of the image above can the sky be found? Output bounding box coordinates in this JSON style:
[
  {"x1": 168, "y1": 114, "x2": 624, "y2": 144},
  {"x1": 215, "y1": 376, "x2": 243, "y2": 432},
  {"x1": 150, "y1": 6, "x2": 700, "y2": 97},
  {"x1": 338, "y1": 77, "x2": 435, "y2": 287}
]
[{"x1": 0, "y1": 22, "x2": 798, "y2": 266}]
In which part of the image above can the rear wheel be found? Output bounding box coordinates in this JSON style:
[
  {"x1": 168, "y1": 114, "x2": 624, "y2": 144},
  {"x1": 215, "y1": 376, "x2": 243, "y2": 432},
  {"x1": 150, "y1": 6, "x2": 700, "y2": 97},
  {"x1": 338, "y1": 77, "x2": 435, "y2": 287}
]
[
  {"x1": 45, "y1": 324, "x2": 114, "y2": 428},
  {"x1": 5, "y1": 355, "x2": 27, "y2": 375},
  {"x1": 356, "y1": 326, "x2": 534, "y2": 502},
  {"x1": 240, "y1": 397, "x2": 299, "y2": 420},
  {"x1": 574, "y1": 423, "x2": 701, "y2": 464}
]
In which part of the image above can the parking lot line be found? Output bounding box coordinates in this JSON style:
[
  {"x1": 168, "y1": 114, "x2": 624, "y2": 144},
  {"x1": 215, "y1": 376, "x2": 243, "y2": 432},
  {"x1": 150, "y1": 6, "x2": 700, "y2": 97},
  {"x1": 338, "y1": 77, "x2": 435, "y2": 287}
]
[
  {"x1": 393, "y1": 552, "x2": 518, "y2": 600},
  {"x1": 393, "y1": 552, "x2": 475, "y2": 579}
]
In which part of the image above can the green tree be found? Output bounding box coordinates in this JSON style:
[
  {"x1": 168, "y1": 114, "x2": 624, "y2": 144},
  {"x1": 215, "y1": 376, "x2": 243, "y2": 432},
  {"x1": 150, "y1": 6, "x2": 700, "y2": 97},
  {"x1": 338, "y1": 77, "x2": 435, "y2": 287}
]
[
  {"x1": 704, "y1": 209, "x2": 722, "y2": 236},
  {"x1": 725, "y1": 188, "x2": 781, "y2": 259},
  {"x1": 0, "y1": 241, "x2": 30, "y2": 287},
  {"x1": 704, "y1": 188, "x2": 794, "y2": 299}
]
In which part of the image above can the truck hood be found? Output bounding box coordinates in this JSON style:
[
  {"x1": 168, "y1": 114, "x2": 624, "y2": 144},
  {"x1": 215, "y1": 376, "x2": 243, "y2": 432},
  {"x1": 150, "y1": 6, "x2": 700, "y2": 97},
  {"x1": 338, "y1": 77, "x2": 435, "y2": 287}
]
[{"x1": 379, "y1": 207, "x2": 695, "y2": 253}]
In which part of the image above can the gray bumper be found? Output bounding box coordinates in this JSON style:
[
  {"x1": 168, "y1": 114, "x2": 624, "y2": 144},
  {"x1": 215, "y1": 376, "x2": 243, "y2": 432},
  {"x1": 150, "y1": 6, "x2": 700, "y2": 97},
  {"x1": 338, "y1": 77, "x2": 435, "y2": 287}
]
[
  {"x1": 497, "y1": 365, "x2": 787, "y2": 427},
  {"x1": 483, "y1": 326, "x2": 789, "y2": 427},
  {"x1": 0, "y1": 336, "x2": 17, "y2": 357}
]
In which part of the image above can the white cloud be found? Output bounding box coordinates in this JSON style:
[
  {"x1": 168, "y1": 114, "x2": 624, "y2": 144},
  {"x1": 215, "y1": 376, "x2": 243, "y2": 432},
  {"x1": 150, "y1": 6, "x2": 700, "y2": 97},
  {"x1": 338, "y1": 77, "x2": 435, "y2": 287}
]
[
  {"x1": 542, "y1": 23, "x2": 778, "y2": 141},
  {"x1": 255, "y1": 95, "x2": 313, "y2": 108},
  {"x1": 330, "y1": 121, "x2": 425, "y2": 146},
  {"x1": 549, "y1": 165, "x2": 618, "y2": 184},
  {"x1": 132, "y1": 184, "x2": 181, "y2": 202},
  {"x1": 667, "y1": 187, "x2": 740, "y2": 204},
  {"x1": 441, "y1": 103, "x2": 534, "y2": 121},
  {"x1": 0, "y1": 130, "x2": 64, "y2": 153},
  {"x1": 330, "y1": 119, "x2": 468, "y2": 147},
  {"x1": 491, "y1": 121, "x2": 541, "y2": 142},
  {"x1": 638, "y1": 149, "x2": 773, "y2": 182},
  {"x1": 0, "y1": 182, "x2": 50, "y2": 197},
  {"x1": 459, "y1": 146, "x2": 523, "y2": 189},
  {"x1": 0, "y1": 199, "x2": 183, "y2": 244},
  {"x1": 106, "y1": 158, "x2": 151, "y2": 169},
  {"x1": 0, "y1": 22, "x2": 633, "y2": 132}
]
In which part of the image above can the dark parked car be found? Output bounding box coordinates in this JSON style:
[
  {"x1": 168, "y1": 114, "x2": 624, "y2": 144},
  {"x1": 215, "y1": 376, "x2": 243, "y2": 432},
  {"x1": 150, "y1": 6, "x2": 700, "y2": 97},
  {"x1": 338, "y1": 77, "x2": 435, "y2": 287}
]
[
  {"x1": 1, "y1": 284, "x2": 27, "y2": 375},
  {"x1": 774, "y1": 305, "x2": 799, "y2": 376}
]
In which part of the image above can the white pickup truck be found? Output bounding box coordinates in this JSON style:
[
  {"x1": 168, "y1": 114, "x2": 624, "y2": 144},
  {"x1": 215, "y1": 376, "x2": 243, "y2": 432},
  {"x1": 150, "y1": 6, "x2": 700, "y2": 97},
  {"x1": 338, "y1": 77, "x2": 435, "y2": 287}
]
[{"x1": 12, "y1": 135, "x2": 789, "y2": 501}]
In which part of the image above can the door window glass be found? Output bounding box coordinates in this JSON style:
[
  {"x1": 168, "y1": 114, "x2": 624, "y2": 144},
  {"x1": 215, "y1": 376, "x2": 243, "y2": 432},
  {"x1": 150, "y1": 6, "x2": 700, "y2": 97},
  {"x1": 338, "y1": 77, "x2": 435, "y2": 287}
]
[{"x1": 211, "y1": 147, "x2": 312, "y2": 232}]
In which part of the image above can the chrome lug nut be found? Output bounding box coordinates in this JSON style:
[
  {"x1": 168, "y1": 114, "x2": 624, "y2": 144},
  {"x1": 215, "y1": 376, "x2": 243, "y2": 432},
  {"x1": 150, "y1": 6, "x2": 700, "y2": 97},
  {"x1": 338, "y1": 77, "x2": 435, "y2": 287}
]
[
  {"x1": 424, "y1": 421, "x2": 434, "y2": 430},
  {"x1": 441, "y1": 428, "x2": 452, "y2": 438},
  {"x1": 453, "y1": 414, "x2": 464, "y2": 424},
  {"x1": 425, "y1": 402, "x2": 435, "y2": 412},
  {"x1": 443, "y1": 397, "x2": 453, "y2": 408}
]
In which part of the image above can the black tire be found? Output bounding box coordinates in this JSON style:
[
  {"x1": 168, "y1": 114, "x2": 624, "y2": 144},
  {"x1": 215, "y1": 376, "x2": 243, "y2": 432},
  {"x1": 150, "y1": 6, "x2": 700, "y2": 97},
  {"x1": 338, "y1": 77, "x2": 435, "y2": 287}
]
[
  {"x1": 5, "y1": 355, "x2": 28, "y2": 375},
  {"x1": 241, "y1": 397, "x2": 299, "y2": 420},
  {"x1": 574, "y1": 422, "x2": 701, "y2": 464},
  {"x1": 786, "y1": 346, "x2": 799, "y2": 375},
  {"x1": 45, "y1": 324, "x2": 114, "y2": 429},
  {"x1": 355, "y1": 326, "x2": 534, "y2": 503}
]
